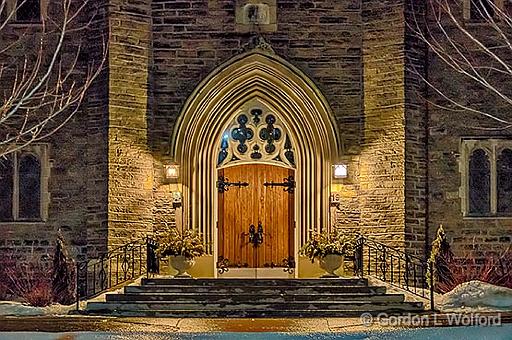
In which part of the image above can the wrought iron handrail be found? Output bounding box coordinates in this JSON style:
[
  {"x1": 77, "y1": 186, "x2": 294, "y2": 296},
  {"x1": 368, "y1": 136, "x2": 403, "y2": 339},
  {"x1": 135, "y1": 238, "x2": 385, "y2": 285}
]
[
  {"x1": 75, "y1": 236, "x2": 159, "y2": 310},
  {"x1": 353, "y1": 234, "x2": 435, "y2": 311}
]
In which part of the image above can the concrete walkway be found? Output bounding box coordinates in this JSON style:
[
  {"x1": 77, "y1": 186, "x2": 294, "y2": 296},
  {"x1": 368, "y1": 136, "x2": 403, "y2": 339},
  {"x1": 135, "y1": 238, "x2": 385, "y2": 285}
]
[{"x1": 0, "y1": 314, "x2": 510, "y2": 333}]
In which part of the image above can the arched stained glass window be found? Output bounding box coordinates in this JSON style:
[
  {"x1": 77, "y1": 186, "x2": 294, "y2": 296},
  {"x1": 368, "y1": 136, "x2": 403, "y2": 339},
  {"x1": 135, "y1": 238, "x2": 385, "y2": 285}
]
[
  {"x1": 18, "y1": 154, "x2": 41, "y2": 220},
  {"x1": 217, "y1": 106, "x2": 295, "y2": 168},
  {"x1": 469, "y1": 149, "x2": 491, "y2": 215},
  {"x1": 0, "y1": 156, "x2": 14, "y2": 221},
  {"x1": 497, "y1": 148, "x2": 512, "y2": 215}
]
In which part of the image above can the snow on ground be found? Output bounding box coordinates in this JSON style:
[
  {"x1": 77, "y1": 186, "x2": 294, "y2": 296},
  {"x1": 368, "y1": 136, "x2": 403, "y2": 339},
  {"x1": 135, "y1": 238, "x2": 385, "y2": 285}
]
[
  {"x1": 439, "y1": 280, "x2": 512, "y2": 312},
  {"x1": 3, "y1": 277, "x2": 509, "y2": 316},
  {"x1": 0, "y1": 301, "x2": 76, "y2": 316},
  {"x1": 0, "y1": 276, "x2": 149, "y2": 316}
]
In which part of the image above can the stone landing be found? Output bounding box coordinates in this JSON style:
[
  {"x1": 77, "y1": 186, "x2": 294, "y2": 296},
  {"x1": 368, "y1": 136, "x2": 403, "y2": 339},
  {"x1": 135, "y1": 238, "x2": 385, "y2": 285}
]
[{"x1": 84, "y1": 278, "x2": 424, "y2": 317}]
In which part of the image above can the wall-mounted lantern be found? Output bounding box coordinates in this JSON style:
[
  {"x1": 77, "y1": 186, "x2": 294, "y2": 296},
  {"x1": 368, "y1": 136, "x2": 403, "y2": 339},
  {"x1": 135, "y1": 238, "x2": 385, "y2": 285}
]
[
  {"x1": 333, "y1": 163, "x2": 348, "y2": 179},
  {"x1": 164, "y1": 163, "x2": 180, "y2": 183}
]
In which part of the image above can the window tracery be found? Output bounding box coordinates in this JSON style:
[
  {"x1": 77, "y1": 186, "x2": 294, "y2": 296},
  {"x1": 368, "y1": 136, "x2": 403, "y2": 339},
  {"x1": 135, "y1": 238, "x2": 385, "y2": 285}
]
[{"x1": 217, "y1": 107, "x2": 295, "y2": 168}]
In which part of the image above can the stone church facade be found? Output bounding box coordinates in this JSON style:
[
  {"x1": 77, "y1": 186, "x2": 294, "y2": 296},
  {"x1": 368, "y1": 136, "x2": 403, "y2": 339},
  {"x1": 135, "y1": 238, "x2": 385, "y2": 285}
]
[{"x1": 0, "y1": 0, "x2": 510, "y2": 276}]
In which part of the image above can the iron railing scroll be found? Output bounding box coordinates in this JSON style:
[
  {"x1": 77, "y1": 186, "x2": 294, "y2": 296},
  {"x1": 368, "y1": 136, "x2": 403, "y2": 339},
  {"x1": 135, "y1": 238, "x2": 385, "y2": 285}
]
[
  {"x1": 353, "y1": 234, "x2": 435, "y2": 311},
  {"x1": 75, "y1": 237, "x2": 160, "y2": 311}
]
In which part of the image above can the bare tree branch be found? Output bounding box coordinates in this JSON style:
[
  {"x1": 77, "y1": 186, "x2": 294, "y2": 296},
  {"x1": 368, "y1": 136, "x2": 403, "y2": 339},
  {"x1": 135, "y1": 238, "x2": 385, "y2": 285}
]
[
  {"x1": 408, "y1": 0, "x2": 512, "y2": 130},
  {"x1": 0, "y1": 0, "x2": 107, "y2": 157}
]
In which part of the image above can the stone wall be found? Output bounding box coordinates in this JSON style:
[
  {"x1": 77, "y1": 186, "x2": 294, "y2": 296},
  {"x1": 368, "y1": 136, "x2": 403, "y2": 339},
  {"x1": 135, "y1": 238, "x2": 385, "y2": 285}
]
[
  {"x1": 358, "y1": 0, "x2": 407, "y2": 248},
  {"x1": 149, "y1": 0, "x2": 366, "y2": 243},
  {"x1": 404, "y1": 0, "x2": 428, "y2": 257},
  {"x1": 0, "y1": 0, "x2": 103, "y2": 262},
  {"x1": 4, "y1": 0, "x2": 509, "y2": 268},
  {"x1": 106, "y1": 0, "x2": 154, "y2": 249},
  {"x1": 85, "y1": 0, "x2": 110, "y2": 258},
  {"x1": 331, "y1": 0, "x2": 428, "y2": 259},
  {"x1": 426, "y1": 1, "x2": 512, "y2": 258},
  {"x1": 150, "y1": 0, "x2": 364, "y2": 154},
  {"x1": 148, "y1": 0, "x2": 428, "y2": 258}
]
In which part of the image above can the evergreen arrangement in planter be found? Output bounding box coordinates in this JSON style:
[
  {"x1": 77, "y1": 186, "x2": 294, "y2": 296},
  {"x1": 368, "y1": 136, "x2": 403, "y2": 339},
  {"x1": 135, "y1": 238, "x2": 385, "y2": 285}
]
[
  {"x1": 301, "y1": 230, "x2": 356, "y2": 277},
  {"x1": 159, "y1": 228, "x2": 206, "y2": 259},
  {"x1": 301, "y1": 229, "x2": 355, "y2": 262},
  {"x1": 159, "y1": 228, "x2": 205, "y2": 277}
]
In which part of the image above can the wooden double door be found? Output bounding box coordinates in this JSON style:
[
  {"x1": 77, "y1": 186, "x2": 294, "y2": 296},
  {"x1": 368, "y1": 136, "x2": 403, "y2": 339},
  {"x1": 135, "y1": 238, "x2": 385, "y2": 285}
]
[{"x1": 218, "y1": 164, "x2": 294, "y2": 269}]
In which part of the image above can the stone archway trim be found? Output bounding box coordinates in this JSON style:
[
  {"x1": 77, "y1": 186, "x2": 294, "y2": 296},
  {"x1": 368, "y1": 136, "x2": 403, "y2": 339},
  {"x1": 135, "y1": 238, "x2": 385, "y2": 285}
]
[{"x1": 172, "y1": 50, "x2": 340, "y2": 259}]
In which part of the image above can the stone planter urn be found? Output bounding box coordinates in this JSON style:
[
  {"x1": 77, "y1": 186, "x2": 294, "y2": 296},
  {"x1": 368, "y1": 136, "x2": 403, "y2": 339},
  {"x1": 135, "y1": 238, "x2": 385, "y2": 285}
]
[
  {"x1": 319, "y1": 254, "x2": 344, "y2": 278},
  {"x1": 169, "y1": 255, "x2": 195, "y2": 278}
]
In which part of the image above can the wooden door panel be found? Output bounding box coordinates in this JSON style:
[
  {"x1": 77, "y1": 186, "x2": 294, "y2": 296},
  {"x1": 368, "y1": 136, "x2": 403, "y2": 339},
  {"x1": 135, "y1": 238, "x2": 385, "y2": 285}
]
[
  {"x1": 218, "y1": 164, "x2": 294, "y2": 268},
  {"x1": 219, "y1": 166, "x2": 255, "y2": 267},
  {"x1": 259, "y1": 165, "x2": 292, "y2": 267}
]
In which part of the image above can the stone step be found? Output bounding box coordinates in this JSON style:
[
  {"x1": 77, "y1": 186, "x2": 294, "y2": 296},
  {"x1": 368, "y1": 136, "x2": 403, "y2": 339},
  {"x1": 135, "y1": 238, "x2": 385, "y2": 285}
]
[
  {"x1": 85, "y1": 309, "x2": 424, "y2": 318},
  {"x1": 125, "y1": 285, "x2": 387, "y2": 295},
  {"x1": 86, "y1": 301, "x2": 424, "y2": 313},
  {"x1": 106, "y1": 293, "x2": 405, "y2": 304},
  {"x1": 141, "y1": 278, "x2": 368, "y2": 287},
  {"x1": 85, "y1": 277, "x2": 425, "y2": 317}
]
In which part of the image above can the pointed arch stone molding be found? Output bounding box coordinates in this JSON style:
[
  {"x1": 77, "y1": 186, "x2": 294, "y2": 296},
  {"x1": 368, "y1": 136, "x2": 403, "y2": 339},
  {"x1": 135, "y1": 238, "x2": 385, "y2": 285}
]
[{"x1": 172, "y1": 50, "x2": 340, "y2": 255}]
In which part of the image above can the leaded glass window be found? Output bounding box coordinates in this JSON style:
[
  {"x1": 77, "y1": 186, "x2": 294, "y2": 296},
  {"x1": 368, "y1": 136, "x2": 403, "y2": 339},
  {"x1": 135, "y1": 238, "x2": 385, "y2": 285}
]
[
  {"x1": 16, "y1": 0, "x2": 41, "y2": 22},
  {"x1": 469, "y1": 148, "x2": 491, "y2": 215},
  {"x1": 497, "y1": 148, "x2": 512, "y2": 215},
  {"x1": 0, "y1": 156, "x2": 14, "y2": 221},
  {"x1": 470, "y1": 0, "x2": 495, "y2": 21},
  {"x1": 18, "y1": 154, "x2": 41, "y2": 220},
  {"x1": 0, "y1": 148, "x2": 46, "y2": 222}
]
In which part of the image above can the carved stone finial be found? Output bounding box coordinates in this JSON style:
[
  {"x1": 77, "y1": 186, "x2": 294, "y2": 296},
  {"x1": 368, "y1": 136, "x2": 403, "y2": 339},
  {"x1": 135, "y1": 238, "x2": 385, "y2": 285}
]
[
  {"x1": 240, "y1": 36, "x2": 275, "y2": 54},
  {"x1": 255, "y1": 36, "x2": 275, "y2": 54}
]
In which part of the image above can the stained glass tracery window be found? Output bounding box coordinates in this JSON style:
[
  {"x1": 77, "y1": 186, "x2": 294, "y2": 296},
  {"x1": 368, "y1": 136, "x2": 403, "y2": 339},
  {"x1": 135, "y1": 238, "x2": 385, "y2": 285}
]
[{"x1": 217, "y1": 107, "x2": 295, "y2": 168}]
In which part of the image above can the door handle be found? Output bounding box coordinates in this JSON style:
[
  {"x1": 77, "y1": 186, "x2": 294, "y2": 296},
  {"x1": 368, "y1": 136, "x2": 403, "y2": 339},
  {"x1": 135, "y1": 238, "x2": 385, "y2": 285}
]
[
  {"x1": 248, "y1": 224, "x2": 256, "y2": 245},
  {"x1": 257, "y1": 222, "x2": 264, "y2": 245},
  {"x1": 248, "y1": 223, "x2": 264, "y2": 247}
]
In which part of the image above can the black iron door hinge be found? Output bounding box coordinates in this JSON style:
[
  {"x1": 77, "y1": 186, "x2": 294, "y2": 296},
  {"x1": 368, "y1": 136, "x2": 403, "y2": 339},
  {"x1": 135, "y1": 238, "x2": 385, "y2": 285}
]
[
  {"x1": 217, "y1": 176, "x2": 249, "y2": 193},
  {"x1": 263, "y1": 175, "x2": 295, "y2": 193}
]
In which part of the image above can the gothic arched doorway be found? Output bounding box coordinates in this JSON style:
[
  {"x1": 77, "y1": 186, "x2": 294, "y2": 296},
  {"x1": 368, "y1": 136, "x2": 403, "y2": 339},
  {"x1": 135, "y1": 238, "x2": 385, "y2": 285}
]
[
  {"x1": 216, "y1": 103, "x2": 296, "y2": 277},
  {"x1": 172, "y1": 49, "x2": 340, "y2": 277}
]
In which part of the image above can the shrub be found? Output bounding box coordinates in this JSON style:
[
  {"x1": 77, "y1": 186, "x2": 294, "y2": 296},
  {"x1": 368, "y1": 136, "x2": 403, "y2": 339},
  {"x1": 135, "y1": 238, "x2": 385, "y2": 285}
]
[
  {"x1": 427, "y1": 225, "x2": 454, "y2": 291},
  {"x1": 436, "y1": 250, "x2": 512, "y2": 293},
  {"x1": 3, "y1": 255, "x2": 54, "y2": 307},
  {"x1": 0, "y1": 234, "x2": 77, "y2": 306},
  {"x1": 428, "y1": 225, "x2": 512, "y2": 293},
  {"x1": 0, "y1": 279, "x2": 8, "y2": 300},
  {"x1": 0, "y1": 256, "x2": 15, "y2": 300},
  {"x1": 51, "y1": 233, "x2": 76, "y2": 305},
  {"x1": 23, "y1": 280, "x2": 54, "y2": 307}
]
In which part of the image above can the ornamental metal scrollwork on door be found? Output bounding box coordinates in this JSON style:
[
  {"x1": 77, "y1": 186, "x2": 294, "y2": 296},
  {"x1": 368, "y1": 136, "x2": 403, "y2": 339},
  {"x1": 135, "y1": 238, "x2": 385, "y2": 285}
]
[
  {"x1": 217, "y1": 176, "x2": 249, "y2": 193},
  {"x1": 217, "y1": 164, "x2": 295, "y2": 272},
  {"x1": 263, "y1": 175, "x2": 296, "y2": 193},
  {"x1": 217, "y1": 108, "x2": 295, "y2": 168}
]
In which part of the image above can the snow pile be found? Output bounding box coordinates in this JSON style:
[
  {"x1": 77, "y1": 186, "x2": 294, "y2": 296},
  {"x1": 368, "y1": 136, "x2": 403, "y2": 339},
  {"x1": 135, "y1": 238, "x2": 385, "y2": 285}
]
[
  {"x1": 439, "y1": 280, "x2": 512, "y2": 312},
  {"x1": 0, "y1": 301, "x2": 75, "y2": 316}
]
